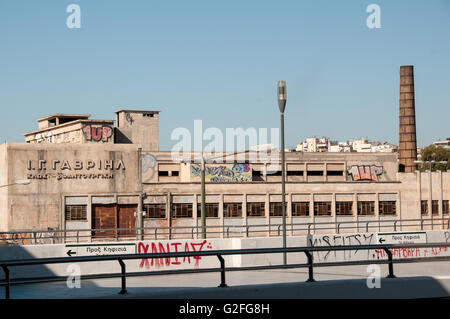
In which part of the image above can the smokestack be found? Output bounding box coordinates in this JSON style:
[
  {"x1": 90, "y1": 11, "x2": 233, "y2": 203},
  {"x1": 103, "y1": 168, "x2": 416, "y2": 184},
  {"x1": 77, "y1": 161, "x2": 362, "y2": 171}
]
[{"x1": 398, "y1": 65, "x2": 418, "y2": 173}]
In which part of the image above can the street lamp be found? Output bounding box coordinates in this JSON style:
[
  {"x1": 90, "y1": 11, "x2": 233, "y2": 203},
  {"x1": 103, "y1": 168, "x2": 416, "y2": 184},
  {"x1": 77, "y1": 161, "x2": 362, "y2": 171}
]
[
  {"x1": 277, "y1": 80, "x2": 287, "y2": 265},
  {"x1": 0, "y1": 179, "x2": 31, "y2": 188},
  {"x1": 194, "y1": 152, "x2": 243, "y2": 239},
  {"x1": 414, "y1": 160, "x2": 448, "y2": 216}
]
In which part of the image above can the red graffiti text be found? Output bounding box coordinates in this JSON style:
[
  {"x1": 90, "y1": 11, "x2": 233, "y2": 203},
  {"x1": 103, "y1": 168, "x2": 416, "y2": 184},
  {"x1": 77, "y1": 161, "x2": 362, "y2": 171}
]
[{"x1": 137, "y1": 240, "x2": 212, "y2": 269}]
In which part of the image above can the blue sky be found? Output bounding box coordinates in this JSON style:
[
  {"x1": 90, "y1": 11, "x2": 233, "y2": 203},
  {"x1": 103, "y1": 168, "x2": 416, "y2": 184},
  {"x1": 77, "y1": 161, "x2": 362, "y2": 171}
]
[{"x1": 0, "y1": 0, "x2": 449, "y2": 150}]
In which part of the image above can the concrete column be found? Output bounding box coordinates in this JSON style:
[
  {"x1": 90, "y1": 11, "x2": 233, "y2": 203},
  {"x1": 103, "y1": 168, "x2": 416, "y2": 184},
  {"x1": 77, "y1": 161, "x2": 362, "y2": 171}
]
[
  {"x1": 193, "y1": 192, "x2": 198, "y2": 239},
  {"x1": 60, "y1": 194, "x2": 65, "y2": 243},
  {"x1": 429, "y1": 170, "x2": 432, "y2": 229},
  {"x1": 439, "y1": 171, "x2": 443, "y2": 229},
  {"x1": 138, "y1": 193, "x2": 143, "y2": 240},
  {"x1": 288, "y1": 193, "x2": 293, "y2": 236},
  {"x1": 310, "y1": 193, "x2": 315, "y2": 233},
  {"x1": 397, "y1": 191, "x2": 402, "y2": 231},
  {"x1": 167, "y1": 192, "x2": 172, "y2": 240},
  {"x1": 265, "y1": 193, "x2": 270, "y2": 237},
  {"x1": 243, "y1": 193, "x2": 247, "y2": 237},
  {"x1": 353, "y1": 193, "x2": 358, "y2": 232},
  {"x1": 375, "y1": 192, "x2": 380, "y2": 231},
  {"x1": 87, "y1": 195, "x2": 92, "y2": 243},
  {"x1": 332, "y1": 193, "x2": 337, "y2": 232},
  {"x1": 219, "y1": 193, "x2": 224, "y2": 239},
  {"x1": 417, "y1": 170, "x2": 422, "y2": 220}
]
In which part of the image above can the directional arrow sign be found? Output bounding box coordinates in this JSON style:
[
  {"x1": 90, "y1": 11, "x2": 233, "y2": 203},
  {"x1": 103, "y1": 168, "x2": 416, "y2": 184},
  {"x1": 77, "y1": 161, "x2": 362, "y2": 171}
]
[
  {"x1": 66, "y1": 250, "x2": 77, "y2": 257},
  {"x1": 65, "y1": 243, "x2": 136, "y2": 257},
  {"x1": 377, "y1": 232, "x2": 427, "y2": 245}
]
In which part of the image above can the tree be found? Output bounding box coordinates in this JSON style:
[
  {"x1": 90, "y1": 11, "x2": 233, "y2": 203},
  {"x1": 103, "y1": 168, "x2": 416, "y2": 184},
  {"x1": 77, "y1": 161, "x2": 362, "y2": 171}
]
[{"x1": 418, "y1": 145, "x2": 450, "y2": 172}]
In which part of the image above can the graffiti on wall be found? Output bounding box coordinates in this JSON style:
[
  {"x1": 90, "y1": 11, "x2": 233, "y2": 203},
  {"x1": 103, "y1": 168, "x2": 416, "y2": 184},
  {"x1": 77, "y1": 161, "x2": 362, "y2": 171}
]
[
  {"x1": 309, "y1": 231, "x2": 450, "y2": 262},
  {"x1": 142, "y1": 153, "x2": 157, "y2": 173},
  {"x1": 308, "y1": 233, "x2": 376, "y2": 261},
  {"x1": 137, "y1": 240, "x2": 213, "y2": 269},
  {"x1": 375, "y1": 246, "x2": 449, "y2": 259},
  {"x1": 82, "y1": 125, "x2": 113, "y2": 142},
  {"x1": 347, "y1": 165, "x2": 384, "y2": 181},
  {"x1": 35, "y1": 131, "x2": 55, "y2": 144},
  {"x1": 375, "y1": 231, "x2": 450, "y2": 259},
  {"x1": 141, "y1": 153, "x2": 157, "y2": 182},
  {"x1": 0, "y1": 230, "x2": 57, "y2": 245},
  {"x1": 191, "y1": 163, "x2": 251, "y2": 182}
]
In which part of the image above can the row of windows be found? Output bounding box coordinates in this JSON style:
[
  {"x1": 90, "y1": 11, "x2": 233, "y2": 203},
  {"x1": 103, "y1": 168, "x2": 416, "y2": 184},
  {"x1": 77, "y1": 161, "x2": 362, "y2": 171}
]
[
  {"x1": 143, "y1": 201, "x2": 397, "y2": 218},
  {"x1": 66, "y1": 200, "x2": 450, "y2": 220},
  {"x1": 160, "y1": 170, "x2": 345, "y2": 179},
  {"x1": 421, "y1": 200, "x2": 450, "y2": 215}
]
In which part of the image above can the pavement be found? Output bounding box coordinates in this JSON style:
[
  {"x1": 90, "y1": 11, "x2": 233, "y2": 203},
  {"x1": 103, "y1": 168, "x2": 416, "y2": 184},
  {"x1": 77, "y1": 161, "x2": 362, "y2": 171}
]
[{"x1": 2, "y1": 261, "x2": 450, "y2": 299}]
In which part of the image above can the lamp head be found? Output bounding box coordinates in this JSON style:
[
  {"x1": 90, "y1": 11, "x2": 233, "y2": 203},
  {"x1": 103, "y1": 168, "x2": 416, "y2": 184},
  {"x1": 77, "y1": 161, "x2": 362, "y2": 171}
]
[
  {"x1": 15, "y1": 179, "x2": 31, "y2": 185},
  {"x1": 277, "y1": 80, "x2": 287, "y2": 113}
]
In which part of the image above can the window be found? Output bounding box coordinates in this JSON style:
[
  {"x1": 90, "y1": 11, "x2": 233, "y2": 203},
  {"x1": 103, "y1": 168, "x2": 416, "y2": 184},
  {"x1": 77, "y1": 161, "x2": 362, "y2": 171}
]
[
  {"x1": 358, "y1": 201, "x2": 375, "y2": 216},
  {"x1": 287, "y1": 171, "x2": 303, "y2": 176},
  {"x1": 171, "y1": 171, "x2": 180, "y2": 177},
  {"x1": 197, "y1": 203, "x2": 219, "y2": 218},
  {"x1": 172, "y1": 203, "x2": 192, "y2": 218},
  {"x1": 379, "y1": 201, "x2": 396, "y2": 215},
  {"x1": 144, "y1": 204, "x2": 166, "y2": 218},
  {"x1": 314, "y1": 202, "x2": 331, "y2": 216},
  {"x1": 432, "y1": 200, "x2": 439, "y2": 215},
  {"x1": 65, "y1": 205, "x2": 87, "y2": 221},
  {"x1": 327, "y1": 170, "x2": 343, "y2": 176},
  {"x1": 336, "y1": 201, "x2": 353, "y2": 216},
  {"x1": 158, "y1": 171, "x2": 169, "y2": 176},
  {"x1": 421, "y1": 200, "x2": 428, "y2": 215},
  {"x1": 443, "y1": 200, "x2": 449, "y2": 215},
  {"x1": 247, "y1": 202, "x2": 265, "y2": 217},
  {"x1": 307, "y1": 171, "x2": 324, "y2": 176},
  {"x1": 292, "y1": 202, "x2": 309, "y2": 217},
  {"x1": 224, "y1": 203, "x2": 242, "y2": 217},
  {"x1": 252, "y1": 170, "x2": 264, "y2": 181},
  {"x1": 269, "y1": 202, "x2": 284, "y2": 217}
]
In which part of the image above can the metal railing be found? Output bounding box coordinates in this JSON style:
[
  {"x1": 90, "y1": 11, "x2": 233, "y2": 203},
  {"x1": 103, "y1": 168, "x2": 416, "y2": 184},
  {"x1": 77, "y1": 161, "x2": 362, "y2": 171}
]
[
  {"x1": 1, "y1": 242, "x2": 450, "y2": 299},
  {"x1": 0, "y1": 217, "x2": 449, "y2": 245}
]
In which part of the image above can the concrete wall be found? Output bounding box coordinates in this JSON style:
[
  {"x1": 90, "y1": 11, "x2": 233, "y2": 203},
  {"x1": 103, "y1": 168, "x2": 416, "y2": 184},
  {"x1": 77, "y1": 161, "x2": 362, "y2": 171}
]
[
  {"x1": 1, "y1": 230, "x2": 448, "y2": 280},
  {"x1": 2, "y1": 143, "x2": 141, "y2": 231}
]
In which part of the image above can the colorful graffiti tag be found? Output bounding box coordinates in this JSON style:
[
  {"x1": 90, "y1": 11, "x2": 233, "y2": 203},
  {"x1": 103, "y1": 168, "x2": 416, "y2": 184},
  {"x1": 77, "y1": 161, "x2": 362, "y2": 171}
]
[
  {"x1": 347, "y1": 165, "x2": 384, "y2": 181},
  {"x1": 141, "y1": 153, "x2": 157, "y2": 173},
  {"x1": 82, "y1": 125, "x2": 113, "y2": 142},
  {"x1": 190, "y1": 163, "x2": 251, "y2": 182},
  {"x1": 137, "y1": 240, "x2": 212, "y2": 268}
]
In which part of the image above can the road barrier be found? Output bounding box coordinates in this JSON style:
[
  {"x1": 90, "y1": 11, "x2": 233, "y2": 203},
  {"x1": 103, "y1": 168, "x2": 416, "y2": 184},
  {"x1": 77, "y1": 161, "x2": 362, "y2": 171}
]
[{"x1": 1, "y1": 242, "x2": 450, "y2": 299}]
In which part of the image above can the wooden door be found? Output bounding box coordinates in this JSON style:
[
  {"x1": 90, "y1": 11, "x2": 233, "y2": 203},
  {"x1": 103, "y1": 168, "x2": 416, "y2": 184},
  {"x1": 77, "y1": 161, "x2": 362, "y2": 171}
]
[
  {"x1": 92, "y1": 205, "x2": 117, "y2": 238},
  {"x1": 117, "y1": 205, "x2": 137, "y2": 237}
]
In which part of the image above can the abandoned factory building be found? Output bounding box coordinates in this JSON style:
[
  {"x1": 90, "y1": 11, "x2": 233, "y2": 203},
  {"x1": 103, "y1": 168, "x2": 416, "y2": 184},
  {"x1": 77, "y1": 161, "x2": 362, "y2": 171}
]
[{"x1": 0, "y1": 106, "x2": 447, "y2": 238}]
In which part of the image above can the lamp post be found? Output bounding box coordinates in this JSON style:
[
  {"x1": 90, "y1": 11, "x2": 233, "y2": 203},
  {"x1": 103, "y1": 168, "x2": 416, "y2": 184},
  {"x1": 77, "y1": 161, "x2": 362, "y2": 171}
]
[
  {"x1": 194, "y1": 152, "x2": 248, "y2": 239},
  {"x1": 277, "y1": 80, "x2": 287, "y2": 265},
  {"x1": 201, "y1": 154, "x2": 206, "y2": 239},
  {"x1": 414, "y1": 160, "x2": 448, "y2": 216}
]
